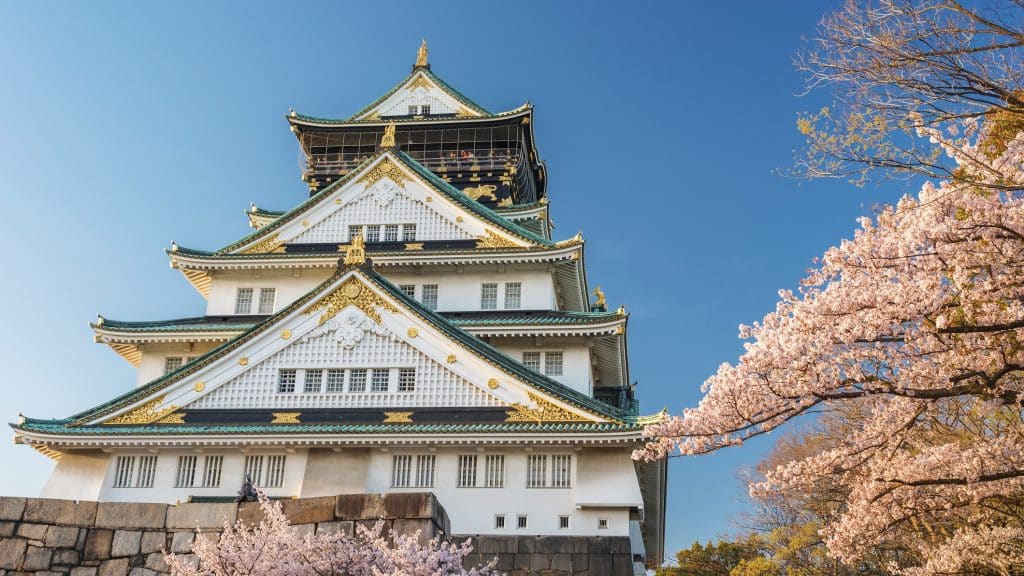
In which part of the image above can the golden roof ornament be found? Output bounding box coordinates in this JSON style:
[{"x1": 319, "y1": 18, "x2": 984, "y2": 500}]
[
  {"x1": 592, "y1": 286, "x2": 606, "y2": 308},
  {"x1": 415, "y1": 39, "x2": 429, "y2": 68},
  {"x1": 380, "y1": 121, "x2": 396, "y2": 148},
  {"x1": 344, "y1": 233, "x2": 366, "y2": 265}
]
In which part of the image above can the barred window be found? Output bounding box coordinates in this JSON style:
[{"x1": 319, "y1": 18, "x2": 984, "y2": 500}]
[
  {"x1": 522, "y1": 352, "x2": 541, "y2": 371},
  {"x1": 244, "y1": 455, "x2": 264, "y2": 485},
  {"x1": 494, "y1": 515, "x2": 506, "y2": 529},
  {"x1": 175, "y1": 456, "x2": 197, "y2": 488},
  {"x1": 137, "y1": 455, "x2": 157, "y2": 488},
  {"x1": 481, "y1": 283, "x2": 498, "y2": 310},
  {"x1": 559, "y1": 515, "x2": 570, "y2": 529},
  {"x1": 399, "y1": 284, "x2": 416, "y2": 298},
  {"x1": 415, "y1": 455, "x2": 435, "y2": 487},
  {"x1": 265, "y1": 455, "x2": 286, "y2": 488},
  {"x1": 326, "y1": 369, "x2": 346, "y2": 393},
  {"x1": 402, "y1": 224, "x2": 417, "y2": 241},
  {"x1": 348, "y1": 225, "x2": 362, "y2": 241},
  {"x1": 421, "y1": 284, "x2": 438, "y2": 310},
  {"x1": 598, "y1": 518, "x2": 609, "y2": 530},
  {"x1": 551, "y1": 454, "x2": 572, "y2": 488},
  {"x1": 421, "y1": 105, "x2": 431, "y2": 115},
  {"x1": 544, "y1": 352, "x2": 564, "y2": 376},
  {"x1": 202, "y1": 456, "x2": 223, "y2": 488},
  {"x1": 457, "y1": 455, "x2": 477, "y2": 488},
  {"x1": 484, "y1": 454, "x2": 505, "y2": 488},
  {"x1": 304, "y1": 369, "x2": 323, "y2": 393},
  {"x1": 517, "y1": 515, "x2": 528, "y2": 529},
  {"x1": 258, "y1": 288, "x2": 276, "y2": 314},
  {"x1": 408, "y1": 105, "x2": 419, "y2": 115},
  {"x1": 392, "y1": 455, "x2": 412, "y2": 488},
  {"x1": 398, "y1": 368, "x2": 416, "y2": 392},
  {"x1": 371, "y1": 369, "x2": 390, "y2": 392},
  {"x1": 113, "y1": 456, "x2": 135, "y2": 488},
  {"x1": 277, "y1": 369, "x2": 297, "y2": 393},
  {"x1": 348, "y1": 369, "x2": 367, "y2": 392},
  {"x1": 504, "y1": 282, "x2": 522, "y2": 309},
  {"x1": 365, "y1": 225, "x2": 380, "y2": 242},
  {"x1": 164, "y1": 357, "x2": 183, "y2": 374},
  {"x1": 527, "y1": 454, "x2": 547, "y2": 488},
  {"x1": 384, "y1": 224, "x2": 399, "y2": 242},
  {"x1": 235, "y1": 288, "x2": 254, "y2": 314}
]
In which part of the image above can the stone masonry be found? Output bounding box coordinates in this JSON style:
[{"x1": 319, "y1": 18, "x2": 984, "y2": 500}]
[{"x1": 0, "y1": 494, "x2": 633, "y2": 575}]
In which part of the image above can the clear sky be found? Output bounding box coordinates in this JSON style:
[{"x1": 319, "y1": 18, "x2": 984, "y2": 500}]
[{"x1": 0, "y1": 0, "x2": 898, "y2": 560}]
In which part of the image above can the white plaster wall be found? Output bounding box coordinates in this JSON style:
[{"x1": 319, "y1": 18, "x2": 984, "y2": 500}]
[
  {"x1": 136, "y1": 342, "x2": 223, "y2": 387},
  {"x1": 40, "y1": 451, "x2": 109, "y2": 501},
  {"x1": 299, "y1": 449, "x2": 370, "y2": 497},
  {"x1": 488, "y1": 339, "x2": 593, "y2": 395}
]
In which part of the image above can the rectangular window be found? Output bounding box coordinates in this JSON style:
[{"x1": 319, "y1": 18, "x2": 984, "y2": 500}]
[
  {"x1": 365, "y1": 225, "x2": 380, "y2": 243},
  {"x1": 522, "y1": 352, "x2": 541, "y2": 371},
  {"x1": 598, "y1": 518, "x2": 609, "y2": 530},
  {"x1": 371, "y1": 369, "x2": 390, "y2": 393},
  {"x1": 384, "y1": 224, "x2": 399, "y2": 242},
  {"x1": 421, "y1": 284, "x2": 438, "y2": 310},
  {"x1": 304, "y1": 369, "x2": 323, "y2": 393},
  {"x1": 137, "y1": 455, "x2": 158, "y2": 488},
  {"x1": 517, "y1": 515, "x2": 528, "y2": 529},
  {"x1": 481, "y1": 283, "x2": 498, "y2": 310},
  {"x1": 398, "y1": 368, "x2": 416, "y2": 392},
  {"x1": 527, "y1": 454, "x2": 548, "y2": 488},
  {"x1": 244, "y1": 455, "x2": 264, "y2": 485},
  {"x1": 408, "y1": 105, "x2": 419, "y2": 115},
  {"x1": 392, "y1": 455, "x2": 412, "y2": 488},
  {"x1": 457, "y1": 455, "x2": 478, "y2": 488},
  {"x1": 494, "y1": 515, "x2": 506, "y2": 529},
  {"x1": 399, "y1": 284, "x2": 416, "y2": 298},
  {"x1": 348, "y1": 369, "x2": 367, "y2": 392},
  {"x1": 258, "y1": 288, "x2": 276, "y2": 314},
  {"x1": 235, "y1": 288, "x2": 254, "y2": 314},
  {"x1": 349, "y1": 225, "x2": 363, "y2": 241},
  {"x1": 545, "y1": 352, "x2": 564, "y2": 377},
  {"x1": 504, "y1": 282, "x2": 522, "y2": 309},
  {"x1": 175, "y1": 455, "x2": 197, "y2": 488},
  {"x1": 415, "y1": 454, "x2": 436, "y2": 487},
  {"x1": 559, "y1": 515, "x2": 570, "y2": 529},
  {"x1": 164, "y1": 357, "x2": 183, "y2": 374},
  {"x1": 277, "y1": 369, "x2": 297, "y2": 393},
  {"x1": 202, "y1": 455, "x2": 223, "y2": 488},
  {"x1": 113, "y1": 456, "x2": 135, "y2": 488},
  {"x1": 265, "y1": 455, "x2": 286, "y2": 488},
  {"x1": 421, "y1": 105, "x2": 431, "y2": 115},
  {"x1": 402, "y1": 224, "x2": 417, "y2": 242},
  {"x1": 484, "y1": 454, "x2": 505, "y2": 488},
  {"x1": 325, "y1": 369, "x2": 346, "y2": 393},
  {"x1": 551, "y1": 454, "x2": 572, "y2": 488}
]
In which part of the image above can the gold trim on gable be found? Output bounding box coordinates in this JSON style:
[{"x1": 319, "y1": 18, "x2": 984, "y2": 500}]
[
  {"x1": 271, "y1": 412, "x2": 301, "y2": 424},
  {"x1": 104, "y1": 396, "x2": 180, "y2": 425},
  {"x1": 506, "y1": 392, "x2": 590, "y2": 423},
  {"x1": 305, "y1": 276, "x2": 398, "y2": 325},
  {"x1": 358, "y1": 157, "x2": 410, "y2": 189},
  {"x1": 242, "y1": 233, "x2": 285, "y2": 255},
  {"x1": 476, "y1": 230, "x2": 521, "y2": 249}
]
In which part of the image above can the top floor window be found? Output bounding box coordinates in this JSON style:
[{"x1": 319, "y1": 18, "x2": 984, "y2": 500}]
[
  {"x1": 504, "y1": 282, "x2": 522, "y2": 309},
  {"x1": 235, "y1": 287, "x2": 275, "y2": 315},
  {"x1": 481, "y1": 283, "x2": 498, "y2": 310}
]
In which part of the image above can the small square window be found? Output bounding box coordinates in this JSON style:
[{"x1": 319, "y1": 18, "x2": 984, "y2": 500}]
[
  {"x1": 494, "y1": 515, "x2": 506, "y2": 529},
  {"x1": 517, "y1": 515, "x2": 528, "y2": 529},
  {"x1": 402, "y1": 224, "x2": 417, "y2": 242},
  {"x1": 481, "y1": 283, "x2": 498, "y2": 310},
  {"x1": 399, "y1": 285, "x2": 416, "y2": 298},
  {"x1": 371, "y1": 369, "x2": 390, "y2": 392},
  {"x1": 398, "y1": 368, "x2": 416, "y2": 392},
  {"x1": 235, "y1": 288, "x2": 254, "y2": 314},
  {"x1": 349, "y1": 369, "x2": 367, "y2": 392},
  {"x1": 598, "y1": 518, "x2": 609, "y2": 530},
  {"x1": 504, "y1": 282, "x2": 522, "y2": 309},
  {"x1": 421, "y1": 284, "x2": 438, "y2": 310},
  {"x1": 365, "y1": 225, "x2": 381, "y2": 243},
  {"x1": 304, "y1": 369, "x2": 323, "y2": 393},
  {"x1": 164, "y1": 357, "x2": 183, "y2": 375},
  {"x1": 384, "y1": 224, "x2": 399, "y2": 242},
  {"x1": 421, "y1": 105, "x2": 431, "y2": 115},
  {"x1": 277, "y1": 369, "x2": 296, "y2": 393},
  {"x1": 326, "y1": 369, "x2": 346, "y2": 393},
  {"x1": 559, "y1": 515, "x2": 570, "y2": 529},
  {"x1": 349, "y1": 225, "x2": 363, "y2": 241}
]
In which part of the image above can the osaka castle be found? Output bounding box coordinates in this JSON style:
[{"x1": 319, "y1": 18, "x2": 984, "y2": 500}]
[{"x1": 12, "y1": 42, "x2": 666, "y2": 566}]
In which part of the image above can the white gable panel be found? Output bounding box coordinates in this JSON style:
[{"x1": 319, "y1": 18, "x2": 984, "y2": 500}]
[
  {"x1": 291, "y1": 183, "x2": 473, "y2": 244},
  {"x1": 360, "y1": 73, "x2": 478, "y2": 120},
  {"x1": 188, "y1": 327, "x2": 502, "y2": 410}
]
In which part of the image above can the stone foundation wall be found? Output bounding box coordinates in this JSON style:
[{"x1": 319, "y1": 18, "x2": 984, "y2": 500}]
[{"x1": 0, "y1": 494, "x2": 633, "y2": 575}]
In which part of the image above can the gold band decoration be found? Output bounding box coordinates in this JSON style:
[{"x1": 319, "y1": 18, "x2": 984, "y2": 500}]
[
  {"x1": 410, "y1": 74, "x2": 433, "y2": 90},
  {"x1": 505, "y1": 392, "x2": 589, "y2": 423},
  {"x1": 271, "y1": 412, "x2": 301, "y2": 424},
  {"x1": 104, "y1": 395, "x2": 180, "y2": 425},
  {"x1": 404, "y1": 243, "x2": 424, "y2": 251},
  {"x1": 155, "y1": 411, "x2": 186, "y2": 425},
  {"x1": 476, "y1": 230, "x2": 521, "y2": 249},
  {"x1": 242, "y1": 233, "x2": 285, "y2": 254},
  {"x1": 358, "y1": 157, "x2": 410, "y2": 188},
  {"x1": 305, "y1": 276, "x2": 397, "y2": 325},
  {"x1": 383, "y1": 411, "x2": 414, "y2": 423}
]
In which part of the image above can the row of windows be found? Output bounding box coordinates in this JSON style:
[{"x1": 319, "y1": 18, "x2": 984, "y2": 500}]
[
  {"x1": 235, "y1": 288, "x2": 277, "y2": 315},
  {"x1": 392, "y1": 453, "x2": 571, "y2": 489},
  {"x1": 407, "y1": 105, "x2": 431, "y2": 116},
  {"x1": 493, "y1": 515, "x2": 609, "y2": 530},
  {"x1": 523, "y1": 351, "x2": 564, "y2": 377},
  {"x1": 113, "y1": 455, "x2": 286, "y2": 489},
  {"x1": 398, "y1": 284, "x2": 438, "y2": 310},
  {"x1": 164, "y1": 356, "x2": 199, "y2": 375},
  {"x1": 481, "y1": 282, "x2": 521, "y2": 310},
  {"x1": 349, "y1": 224, "x2": 417, "y2": 243},
  {"x1": 278, "y1": 368, "x2": 416, "y2": 394}
]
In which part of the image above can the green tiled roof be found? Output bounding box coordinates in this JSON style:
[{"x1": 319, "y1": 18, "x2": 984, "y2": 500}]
[
  {"x1": 95, "y1": 316, "x2": 260, "y2": 333},
  {"x1": 447, "y1": 311, "x2": 622, "y2": 327}
]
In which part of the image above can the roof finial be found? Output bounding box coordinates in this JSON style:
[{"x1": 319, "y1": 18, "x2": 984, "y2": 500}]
[
  {"x1": 380, "y1": 121, "x2": 396, "y2": 148},
  {"x1": 592, "y1": 286, "x2": 606, "y2": 308},
  {"x1": 415, "y1": 38, "x2": 429, "y2": 68},
  {"x1": 344, "y1": 233, "x2": 366, "y2": 266}
]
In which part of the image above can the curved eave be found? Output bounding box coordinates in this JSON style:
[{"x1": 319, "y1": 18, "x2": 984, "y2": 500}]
[
  {"x1": 288, "y1": 105, "x2": 531, "y2": 129},
  {"x1": 459, "y1": 316, "x2": 625, "y2": 338}
]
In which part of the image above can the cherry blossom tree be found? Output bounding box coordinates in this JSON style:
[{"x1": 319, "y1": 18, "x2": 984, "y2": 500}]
[
  {"x1": 636, "y1": 113, "x2": 1024, "y2": 575},
  {"x1": 165, "y1": 494, "x2": 497, "y2": 576}
]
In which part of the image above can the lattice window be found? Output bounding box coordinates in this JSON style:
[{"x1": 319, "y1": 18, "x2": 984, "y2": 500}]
[
  {"x1": 371, "y1": 369, "x2": 390, "y2": 392},
  {"x1": 277, "y1": 369, "x2": 296, "y2": 393},
  {"x1": 392, "y1": 455, "x2": 412, "y2": 488},
  {"x1": 481, "y1": 283, "x2": 498, "y2": 310},
  {"x1": 522, "y1": 352, "x2": 541, "y2": 371},
  {"x1": 399, "y1": 285, "x2": 416, "y2": 298},
  {"x1": 244, "y1": 455, "x2": 264, "y2": 485},
  {"x1": 265, "y1": 455, "x2": 286, "y2": 488},
  {"x1": 398, "y1": 368, "x2": 416, "y2": 392},
  {"x1": 235, "y1": 288, "x2": 254, "y2": 314},
  {"x1": 421, "y1": 105, "x2": 431, "y2": 115},
  {"x1": 457, "y1": 455, "x2": 477, "y2": 488},
  {"x1": 485, "y1": 454, "x2": 505, "y2": 488},
  {"x1": 517, "y1": 515, "x2": 528, "y2": 529},
  {"x1": 545, "y1": 352, "x2": 564, "y2": 376},
  {"x1": 551, "y1": 454, "x2": 572, "y2": 488},
  {"x1": 292, "y1": 193, "x2": 473, "y2": 245},
  {"x1": 349, "y1": 225, "x2": 362, "y2": 241},
  {"x1": 504, "y1": 282, "x2": 522, "y2": 309},
  {"x1": 304, "y1": 369, "x2": 323, "y2": 393},
  {"x1": 202, "y1": 456, "x2": 223, "y2": 488},
  {"x1": 326, "y1": 369, "x2": 345, "y2": 392},
  {"x1": 402, "y1": 224, "x2": 417, "y2": 241},
  {"x1": 164, "y1": 357, "x2": 183, "y2": 374},
  {"x1": 258, "y1": 288, "x2": 276, "y2": 314},
  {"x1": 113, "y1": 456, "x2": 135, "y2": 488},
  {"x1": 175, "y1": 456, "x2": 197, "y2": 488},
  {"x1": 365, "y1": 225, "x2": 380, "y2": 242},
  {"x1": 421, "y1": 284, "x2": 438, "y2": 310},
  {"x1": 348, "y1": 369, "x2": 367, "y2": 393},
  {"x1": 384, "y1": 224, "x2": 399, "y2": 242},
  {"x1": 137, "y1": 455, "x2": 158, "y2": 488},
  {"x1": 416, "y1": 455, "x2": 435, "y2": 487},
  {"x1": 527, "y1": 455, "x2": 547, "y2": 488}
]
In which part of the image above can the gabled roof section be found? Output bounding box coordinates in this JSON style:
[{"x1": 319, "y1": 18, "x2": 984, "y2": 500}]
[{"x1": 340, "y1": 67, "x2": 490, "y2": 123}]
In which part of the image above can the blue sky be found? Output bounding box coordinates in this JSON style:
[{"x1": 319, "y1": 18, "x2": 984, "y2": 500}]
[{"x1": 0, "y1": 0, "x2": 898, "y2": 559}]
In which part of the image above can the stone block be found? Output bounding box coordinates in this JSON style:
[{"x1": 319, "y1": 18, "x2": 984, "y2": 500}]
[
  {"x1": 24, "y1": 499, "x2": 97, "y2": 526},
  {"x1": 519, "y1": 536, "x2": 538, "y2": 554},
  {"x1": 95, "y1": 503, "x2": 167, "y2": 530},
  {"x1": 493, "y1": 553, "x2": 514, "y2": 572},
  {"x1": 83, "y1": 529, "x2": 114, "y2": 561},
  {"x1": 0, "y1": 538, "x2": 27, "y2": 569},
  {"x1": 537, "y1": 536, "x2": 574, "y2": 554},
  {"x1": 290, "y1": 524, "x2": 315, "y2": 539},
  {"x1": 608, "y1": 537, "x2": 631, "y2": 554},
  {"x1": 170, "y1": 531, "x2": 194, "y2": 554},
  {"x1": 576, "y1": 536, "x2": 609, "y2": 555},
  {"x1": 45, "y1": 526, "x2": 81, "y2": 548},
  {"x1": 570, "y1": 553, "x2": 590, "y2": 571},
  {"x1": 611, "y1": 553, "x2": 632, "y2": 574},
  {"x1": 98, "y1": 558, "x2": 129, "y2": 576},
  {"x1": 139, "y1": 532, "x2": 166, "y2": 554},
  {"x1": 235, "y1": 501, "x2": 265, "y2": 527},
  {"x1": 513, "y1": 554, "x2": 531, "y2": 571},
  {"x1": 110, "y1": 530, "x2": 141, "y2": 557},
  {"x1": 16, "y1": 523, "x2": 50, "y2": 541},
  {"x1": 144, "y1": 552, "x2": 168, "y2": 572},
  {"x1": 334, "y1": 493, "x2": 385, "y2": 520},
  {"x1": 23, "y1": 546, "x2": 53, "y2": 571},
  {"x1": 279, "y1": 496, "x2": 335, "y2": 525},
  {"x1": 52, "y1": 549, "x2": 81, "y2": 565},
  {"x1": 529, "y1": 553, "x2": 551, "y2": 572},
  {"x1": 477, "y1": 535, "x2": 517, "y2": 554},
  {"x1": 35, "y1": 572, "x2": 64, "y2": 576},
  {"x1": 165, "y1": 503, "x2": 235, "y2": 530},
  {"x1": 315, "y1": 520, "x2": 353, "y2": 536},
  {"x1": 551, "y1": 553, "x2": 573, "y2": 572},
  {"x1": 381, "y1": 493, "x2": 435, "y2": 520},
  {"x1": 0, "y1": 497, "x2": 26, "y2": 521},
  {"x1": 588, "y1": 554, "x2": 612, "y2": 575},
  {"x1": 128, "y1": 569, "x2": 160, "y2": 576},
  {"x1": 392, "y1": 518, "x2": 433, "y2": 545},
  {"x1": 0, "y1": 521, "x2": 14, "y2": 537},
  {"x1": 70, "y1": 568, "x2": 98, "y2": 576}
]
